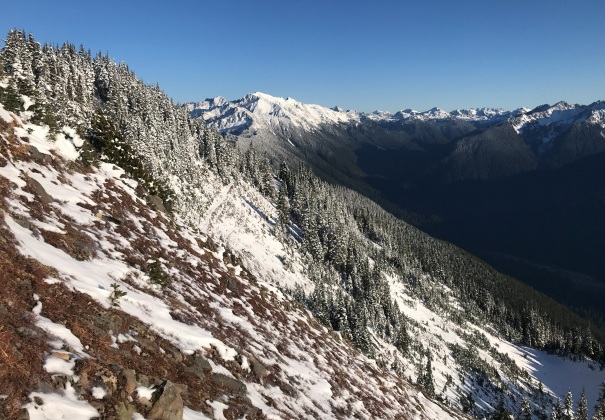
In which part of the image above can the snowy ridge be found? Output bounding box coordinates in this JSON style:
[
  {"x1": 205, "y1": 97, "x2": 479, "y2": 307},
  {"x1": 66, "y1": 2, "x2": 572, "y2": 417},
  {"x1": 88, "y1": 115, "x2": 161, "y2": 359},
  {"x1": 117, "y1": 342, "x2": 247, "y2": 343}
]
[
  {"x1": 186, "y1": 92, "x2": 359, "y2": 134},
  {"x1": 189, "y1": 93, "x2": 538, "y2": 133},
  {"x1": 511, "y1": 100, "x2": 605, "y2": 134},
  {"x1": 187, "y1": 92, "x2": 524, "y2": 135}
]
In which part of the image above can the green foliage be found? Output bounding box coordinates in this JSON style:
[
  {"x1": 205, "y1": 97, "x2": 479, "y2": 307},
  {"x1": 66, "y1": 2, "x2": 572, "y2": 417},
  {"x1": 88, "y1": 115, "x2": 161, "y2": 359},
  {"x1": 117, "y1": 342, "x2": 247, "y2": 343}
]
[
  {"x1": 518, "y1": 397, "x2": 532, "y2": 420},
  {"x1": 489, "y1": 396, "x2": 512, "y2": 420},
  {"x1": 109, "y1": 282, "x2": 127, "y2": 307},
  {"x1": 577, "y1": 389, "x2": 588, "y2": 420},
  {"x1": 85, "y1": 109, "x2": 175, "y2": 211},
  {"x1": 148, "y1": 260, "x2": 169, "y2": 288},
  {"x1": 595, "y1": 382, "x2": 605, "y2": 420},
  {"x1": 0, "y1": 79, "x2": 22, "y2": 113}
]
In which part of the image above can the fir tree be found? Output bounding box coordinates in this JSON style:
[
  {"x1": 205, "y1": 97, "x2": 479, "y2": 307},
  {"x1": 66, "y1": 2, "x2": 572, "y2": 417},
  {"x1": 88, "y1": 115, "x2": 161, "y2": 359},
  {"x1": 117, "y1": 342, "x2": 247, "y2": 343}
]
[
  {"x1": 594, "y1": 382, "x2": 605, "y2": 420},
  {"x1": 491, "y1": 395, "x2": 512, "y2": 420},
  {"x1": 562, "y1": 389, "x2": 574, "y2": 420},
  {"x1": 576, "y1": 389, "x2": 588, "y2": 420},
  {"x1": 551, "y1": 398, "x2": 563, "y2": 420},
  {"x1": 518, "y1": 397, "x2": 532, "y2": 420}
]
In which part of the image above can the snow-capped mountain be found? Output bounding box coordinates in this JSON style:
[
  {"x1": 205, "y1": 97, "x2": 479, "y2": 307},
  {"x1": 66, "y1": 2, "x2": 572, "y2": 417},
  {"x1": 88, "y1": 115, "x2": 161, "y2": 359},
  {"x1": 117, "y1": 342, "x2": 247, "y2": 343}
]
[
  {"x1": 512, "y1": 100, "x2": 605, "y2": 134},
  {"x1": 2, "y1": 29, "x2": 605, "y2": 420},
  {"x1": 186, "y1": 92, "x2": 359, "y2": 135},
  {"x1": 187, "y1": 92, "x2": 522, "y2": 132}
]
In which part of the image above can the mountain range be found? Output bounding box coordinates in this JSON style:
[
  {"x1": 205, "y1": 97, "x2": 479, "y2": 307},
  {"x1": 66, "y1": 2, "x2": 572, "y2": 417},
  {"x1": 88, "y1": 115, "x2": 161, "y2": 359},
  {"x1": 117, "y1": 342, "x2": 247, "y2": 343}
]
[
  {"x1": 1, "y1": 29, "x2": 605, "y2": 419},
  {"x1": 188, "y1": 93, "x2": 605, "y2": 329}
]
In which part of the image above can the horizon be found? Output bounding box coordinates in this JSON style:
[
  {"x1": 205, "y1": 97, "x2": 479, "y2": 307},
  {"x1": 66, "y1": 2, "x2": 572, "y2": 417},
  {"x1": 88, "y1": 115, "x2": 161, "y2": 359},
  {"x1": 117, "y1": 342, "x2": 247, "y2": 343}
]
[{"x1": 2, "y1": 0, "x2": 604, "y2": 113}]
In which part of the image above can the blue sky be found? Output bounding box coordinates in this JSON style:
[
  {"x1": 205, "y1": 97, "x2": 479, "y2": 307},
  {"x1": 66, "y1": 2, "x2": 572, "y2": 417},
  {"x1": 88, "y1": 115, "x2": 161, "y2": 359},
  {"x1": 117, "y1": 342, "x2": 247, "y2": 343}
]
[{"x1": 2, "y1": 0, "x2": 604, "y2": 112}]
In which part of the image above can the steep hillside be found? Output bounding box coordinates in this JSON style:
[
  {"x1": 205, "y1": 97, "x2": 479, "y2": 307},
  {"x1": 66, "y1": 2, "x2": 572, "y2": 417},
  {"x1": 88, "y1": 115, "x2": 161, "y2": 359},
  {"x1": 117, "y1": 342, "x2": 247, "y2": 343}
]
[
  {"x1": 2, "y1": 30, "x2": 605, "y2": 419},
  {"x1": 0, "y1": 107, "x2": 464, "y2": 419}
]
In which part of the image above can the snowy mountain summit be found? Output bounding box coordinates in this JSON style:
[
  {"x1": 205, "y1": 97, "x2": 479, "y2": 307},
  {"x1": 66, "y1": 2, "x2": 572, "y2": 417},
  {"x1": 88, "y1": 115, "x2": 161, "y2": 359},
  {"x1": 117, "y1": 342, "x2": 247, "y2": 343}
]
[
  {"x1": 186, "y1": 92, "x2": 359, "y2": 135},
  {"x1": 188, "y1": 92, "x2": 530, "y2": 133}
]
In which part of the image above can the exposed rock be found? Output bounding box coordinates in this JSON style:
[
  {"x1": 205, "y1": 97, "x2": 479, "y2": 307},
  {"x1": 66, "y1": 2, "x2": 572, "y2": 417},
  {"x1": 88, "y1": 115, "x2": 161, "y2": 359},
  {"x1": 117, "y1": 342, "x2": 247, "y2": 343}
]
[
  {"x1": 280, "y1": 381, "x2": 297, "y2": 397},
  {"x1": 211, "y1": 373, "x2": 247, "y2": 395},
  {"x1": 26, "y1": 176, "x2": 53, "y2": 205},
  {"x1": 136, "y1": 373, "x2": 150, "y2": 388},
  {"x1": 114, "y1": 401, "x2": 136, "y2": 420},
  {"x1": 16, "y1": 408, "x2": 30, "y2": 420},
  {"x1": 148, "y1": 195, "x2": 167, "y2": 214},
  {"x1": 148, "y1": 380, "x2": 184, "y2": 420},
  {"x1": 185, "y1": 354, "x2": 211, "y2": 379},
  {"x1": 12, "y1": 215, "x2": 32, "y2": 230},
  {"x1": 27, "y1": 145, "x2": 52, "y2": 165},
  {"x1": 95, "y1": 211, "x2": 123, "y2": 225},
  {"x1": 118, "y1": 367, "x2": 137, "y2": 395},
  {"x1": 96, "y1": 313, "x2": 124, "y2": 335},
  {"x1": 136, "y1": 335, "x2": 160, "y2": 355},
  {"x1": 165, "y1": 346, "x2": 183, "y2": 363},
  {"x1": 249, "y1": 356, "x2": 268, "y2": 381},
  {"x1": 51, "y1": 351, "x2": 70, "y2": 361}
]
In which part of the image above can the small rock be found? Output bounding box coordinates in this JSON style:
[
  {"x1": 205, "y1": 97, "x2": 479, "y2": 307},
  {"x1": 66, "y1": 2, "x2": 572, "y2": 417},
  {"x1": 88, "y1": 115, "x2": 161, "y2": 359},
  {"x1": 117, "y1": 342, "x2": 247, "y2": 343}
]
[
  {"x1": 280, "y1": 382, "x2": 297, "y2": 397},
  {"x1": 96, "y1": 314, "x2": 123, "y2": 336},
  {"x1": 16, "y1": 408, "x2": 30, "y2": 420},
  {"x1": 250, "y1": 357, "x2": 268, "y2": 380},
  {"x1": 114, "y1": 401, "x2": 135, "y2": 420},
  {"x1": 26, "y1": 176, "x2": 53, "y2": 205},
  {"x1": 51, "y1": 351, "x2": 71, "y2": 361},
  {"x1": 149, "y1": 195, "x2": 167, "y2": 214},
  {"x1": 137, "y1": 374, "x2": 150, "y2": 387},
  {"x1": 118, "y1": 368, "x2": 137, "y2": 395},
  {"x1": 148, "y1": 380, "x2": 184, "y2": 420},
  {"x1": 136, "y1": 336, "x2": 160, "y2": 354},
  {"x1": 12, "y1": 216, "x2": 32, "y2": 230},
  {"x1": 164, "y1": 346, "x2": 183, "y2": 363},
  {"x1": 28, "y1": 145, "x2": 52, "y2": 165},
  {"x1": 211, "y1": 373, "x2": 247, "y2": 395}
]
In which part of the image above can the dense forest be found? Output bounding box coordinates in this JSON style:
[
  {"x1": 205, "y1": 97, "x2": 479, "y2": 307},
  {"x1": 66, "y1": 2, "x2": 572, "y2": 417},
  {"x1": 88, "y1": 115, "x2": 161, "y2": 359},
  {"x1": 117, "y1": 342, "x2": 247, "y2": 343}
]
[{"x1": 2, "y1": 29, "x2": 604, "y2": 416}]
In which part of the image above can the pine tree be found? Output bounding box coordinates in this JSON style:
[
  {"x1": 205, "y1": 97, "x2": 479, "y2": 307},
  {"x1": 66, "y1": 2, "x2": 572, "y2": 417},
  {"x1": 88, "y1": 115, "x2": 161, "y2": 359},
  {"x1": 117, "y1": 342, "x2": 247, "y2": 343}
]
[
  {"x1": 551, "y1": 398, "x2": 563, "y2": 420},
  {"x1": 0, "y1": 78, "x2": 22, "y2": 113},
  {"x1": 594, "y1": 382, "x2": 605, "y2": 420},
  {"x1": 518, "y1": 397, "x2": 532, "y2": 420},
  {"x1": 419, "y1": 353, "x2": 435, "y2": 397},
  {"x1": 491, "y1": 395, "x2": 512, "y2": 420},
  {"x1": 577, "y1": 389, "x2": 588, "y2": 420},
  {"x1": 562, "y1": 389, "x2": 574, "y2": 420},
  {"x1": 538, "y1": 405, "x2": 548, "y2": 420}
]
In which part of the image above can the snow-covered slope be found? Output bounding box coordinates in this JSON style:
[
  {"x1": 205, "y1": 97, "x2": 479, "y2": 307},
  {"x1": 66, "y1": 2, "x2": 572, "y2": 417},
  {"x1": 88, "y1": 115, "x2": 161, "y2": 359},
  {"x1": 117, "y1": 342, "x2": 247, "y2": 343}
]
[
  {"x1": 511, "y1": 101, "x2": 605, "y2": 134},
  {"x1": 186, "y1": 92, "x2": 359, "y2": 135},
  {"x1": 0, "y1": 105, "x2": 465, "y2": 419},
  {"x1": 2, "y1": 29, "x2": 604, "y2": 420}
]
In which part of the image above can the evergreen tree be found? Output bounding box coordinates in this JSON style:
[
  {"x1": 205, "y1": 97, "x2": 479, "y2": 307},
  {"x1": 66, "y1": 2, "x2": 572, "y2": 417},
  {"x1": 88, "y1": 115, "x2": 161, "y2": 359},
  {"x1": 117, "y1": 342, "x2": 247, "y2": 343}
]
[
  {"x1": 538, "y1": 405, "x2": 548, "y2": 420},
  {"x1": 552, "y1": 398, "x2": 563, "y2": 420},
  {"x1": 418, "y1": 353, "x2": 435, "y2": 397},
  {"x1": 0, "y1": 78, "x2": 21, "y2": 113},
  {"x1": 518, "y1": 397, "x2": 532, "y2": 420},
  {"x1": 491, "y1": 395, "x2": 512, "y2": 420},
  {"x1": 594, "y1": 382, "x2": 605, "y2": 420},
  {"x1": 562, "y1": 389, "x2": 574, "y2": 420},
  {"x1": 577, "y1": 389, "x2": 588, "y2": 420}
]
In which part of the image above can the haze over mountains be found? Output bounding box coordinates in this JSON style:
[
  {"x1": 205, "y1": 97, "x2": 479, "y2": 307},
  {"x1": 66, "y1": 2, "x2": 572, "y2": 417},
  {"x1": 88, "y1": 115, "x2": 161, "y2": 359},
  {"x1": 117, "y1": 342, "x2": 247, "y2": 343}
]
[{"x1": 189, "y1": 93, "x2": 605, "y2": 328}]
